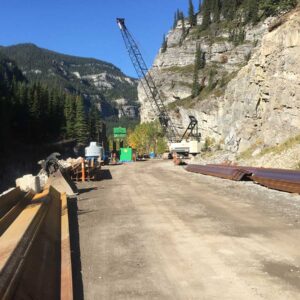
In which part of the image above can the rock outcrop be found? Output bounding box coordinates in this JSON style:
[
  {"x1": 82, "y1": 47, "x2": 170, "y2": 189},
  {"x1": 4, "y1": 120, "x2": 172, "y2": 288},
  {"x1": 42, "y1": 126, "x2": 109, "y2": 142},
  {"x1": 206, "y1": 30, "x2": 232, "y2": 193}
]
[{"x1": 138, "y1": 8, "x2": 300, "y2": 166}]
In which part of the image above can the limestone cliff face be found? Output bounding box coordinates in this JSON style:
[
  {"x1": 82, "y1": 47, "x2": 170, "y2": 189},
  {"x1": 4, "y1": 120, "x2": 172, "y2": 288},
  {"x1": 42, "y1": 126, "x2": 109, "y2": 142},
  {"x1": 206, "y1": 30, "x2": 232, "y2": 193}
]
[
  {"x1": 138, "y1": 8, "x2": 300, "y2": 160},
  {"x1": 221, "y1": 10, "x2": 300, "y2": 153}
]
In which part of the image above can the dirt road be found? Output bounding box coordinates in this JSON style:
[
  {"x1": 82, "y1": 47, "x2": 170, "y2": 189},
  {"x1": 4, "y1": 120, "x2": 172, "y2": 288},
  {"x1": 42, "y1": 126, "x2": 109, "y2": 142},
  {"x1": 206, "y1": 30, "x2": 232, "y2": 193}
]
[{"x1": 77, "y1": 160, "x2": 300, "y2": 299}]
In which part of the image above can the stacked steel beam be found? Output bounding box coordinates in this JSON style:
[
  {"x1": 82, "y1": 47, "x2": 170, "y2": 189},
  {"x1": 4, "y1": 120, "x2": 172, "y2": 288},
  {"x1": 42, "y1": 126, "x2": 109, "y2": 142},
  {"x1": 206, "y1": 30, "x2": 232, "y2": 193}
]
[
  {"x1": 0, "y1": 187, "x2": 73, "y2": 300},
  {"x1": 186, "y1": 164, "x2": 300, "y2": 194}
]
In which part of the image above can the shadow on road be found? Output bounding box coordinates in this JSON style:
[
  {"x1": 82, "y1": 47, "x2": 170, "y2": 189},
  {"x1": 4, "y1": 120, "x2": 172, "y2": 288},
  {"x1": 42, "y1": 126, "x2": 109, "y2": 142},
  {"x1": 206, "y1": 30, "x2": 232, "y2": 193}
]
[
  {"x1": 78, "y1": 187, "x2": 97, "y2": 194},
  {"x1": 77, "y1": 209, "x2": 98, "y2": 216},
  {"x1": 68, "y1": 197, "x2": 84, "y2": 300},
  {"x1": 101, "y1": 169, "x2": 113, "y2": 180}
]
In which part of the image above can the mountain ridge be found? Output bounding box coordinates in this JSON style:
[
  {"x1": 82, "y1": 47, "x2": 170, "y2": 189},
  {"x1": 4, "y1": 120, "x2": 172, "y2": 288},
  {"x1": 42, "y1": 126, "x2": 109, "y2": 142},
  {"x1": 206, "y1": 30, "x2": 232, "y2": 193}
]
[{"x1": 0, "y1": 43, "x2": 139, "y2": 119}]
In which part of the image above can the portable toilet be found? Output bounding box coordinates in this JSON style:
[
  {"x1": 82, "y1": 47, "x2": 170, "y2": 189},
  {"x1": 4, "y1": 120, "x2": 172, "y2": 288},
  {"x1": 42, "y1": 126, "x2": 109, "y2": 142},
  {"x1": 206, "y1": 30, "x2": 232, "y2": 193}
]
[{"x1": 120, "y1": 148, "x2": 132, "y2": 162}]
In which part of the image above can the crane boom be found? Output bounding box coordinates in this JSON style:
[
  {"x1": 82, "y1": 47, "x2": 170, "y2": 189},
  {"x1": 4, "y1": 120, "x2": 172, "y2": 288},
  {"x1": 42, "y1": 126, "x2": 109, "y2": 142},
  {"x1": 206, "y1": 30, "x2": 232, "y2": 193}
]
[{"x1": 117, "y1": 18, "x2": 179, "y2": 142}]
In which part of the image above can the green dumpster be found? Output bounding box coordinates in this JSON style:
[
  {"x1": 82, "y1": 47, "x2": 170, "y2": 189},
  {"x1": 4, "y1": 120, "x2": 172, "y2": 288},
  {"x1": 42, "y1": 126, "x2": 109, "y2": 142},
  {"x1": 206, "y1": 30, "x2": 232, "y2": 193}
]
[{"x1": 120, "y1": 148, "x2": 132, "y2": 162}]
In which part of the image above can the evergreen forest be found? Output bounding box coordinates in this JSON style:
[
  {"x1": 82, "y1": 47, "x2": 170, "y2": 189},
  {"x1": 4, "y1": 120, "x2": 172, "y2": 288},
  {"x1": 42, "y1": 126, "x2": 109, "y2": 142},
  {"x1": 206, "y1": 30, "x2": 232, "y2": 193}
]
[
  {"x1": 172, "y1": 0, "x2": 298, "y2": 30},
  {"x1": 0, "y1": 53, "x2": 101, "y2": 147}
]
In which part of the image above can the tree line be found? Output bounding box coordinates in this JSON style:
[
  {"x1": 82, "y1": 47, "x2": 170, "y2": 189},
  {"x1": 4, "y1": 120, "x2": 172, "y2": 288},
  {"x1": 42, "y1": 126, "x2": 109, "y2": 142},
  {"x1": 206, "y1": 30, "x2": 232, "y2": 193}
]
[
  {"x1": 0, "y1": 57, "x2": 101, "y2": 147},
  {"x1": 161, "y1": 0, "x2": 298, "y2": 98},
  {"x1": 163, "y1": 0, "x2": 297, "y2": 50},
  {"x1": 188, "y1": 0, "x2": 296, "y2": 28}
]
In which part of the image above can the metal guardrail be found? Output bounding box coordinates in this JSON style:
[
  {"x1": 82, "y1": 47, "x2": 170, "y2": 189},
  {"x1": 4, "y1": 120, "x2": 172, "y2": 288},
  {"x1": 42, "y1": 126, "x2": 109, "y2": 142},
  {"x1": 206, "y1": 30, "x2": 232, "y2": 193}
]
[
  {"x1": 186, "y1": 164, "x2": 300, "y2": 194},
  {"x1": 0, "y1": 186, "x2": 73, "y2": 300}
]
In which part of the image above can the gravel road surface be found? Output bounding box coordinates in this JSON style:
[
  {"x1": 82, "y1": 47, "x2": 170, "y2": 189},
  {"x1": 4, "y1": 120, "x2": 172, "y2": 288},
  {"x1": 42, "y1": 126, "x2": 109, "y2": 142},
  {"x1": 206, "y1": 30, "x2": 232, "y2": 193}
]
[{"x1": 77, "y1": 160, "x2": 300, "y2": 300}]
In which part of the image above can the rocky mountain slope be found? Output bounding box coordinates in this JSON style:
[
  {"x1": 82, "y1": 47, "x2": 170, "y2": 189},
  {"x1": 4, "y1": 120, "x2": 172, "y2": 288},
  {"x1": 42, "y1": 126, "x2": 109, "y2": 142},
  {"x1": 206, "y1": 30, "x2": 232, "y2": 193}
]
[
  {"x1": 0, "y1": 43, "x2": 138, "y2": 118},
  {"x1": 139, "y1": 7, "x2": 300, "y2": 168}
]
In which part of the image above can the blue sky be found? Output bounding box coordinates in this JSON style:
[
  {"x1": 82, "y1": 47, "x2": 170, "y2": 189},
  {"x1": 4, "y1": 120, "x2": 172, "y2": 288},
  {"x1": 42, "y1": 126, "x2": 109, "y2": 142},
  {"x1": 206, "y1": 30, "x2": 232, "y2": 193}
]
[{"x1": 0, "y1": 0, "x2": 199, "y2": 77}]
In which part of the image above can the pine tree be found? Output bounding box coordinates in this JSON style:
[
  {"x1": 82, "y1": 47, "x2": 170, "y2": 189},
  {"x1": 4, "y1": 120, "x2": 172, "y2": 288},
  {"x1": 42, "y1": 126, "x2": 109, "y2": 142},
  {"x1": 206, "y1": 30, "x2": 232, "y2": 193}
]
[
  {"x1": 222, "y1": 0, "x2": 237, "y2": 20},
  {"x1": 74, "y1": 96, "x2": 88, "y2": 144},
  {"x1": 173, "y1": 12, "x2": 177, "y2": 29},
  {"x1": 29, "y1": 84, "x2": 42, "y2": 122},
  {"x1": 88, "y1": 103, "x2": 101, "y2": 142},
  {"x1": 245, "y1": 0, "x2": 259, "y2": 23},
  {"x1": 64, "y1": 94, "x2": 76, "y2": 139},
  {"x1": 212, "y1": 0, "x2": 220, "y2": 22},
  {"x1": 161, "y1": 34, "x2": 168, "y2": 53},
  {"x1": 191, "y1": 70, "x2": 201, "y2": 98},
  {"x1": 260, "y1": 0, "x2": 297, "y2": 17},
  {"x1": 179, "y1": 11, "x2": 185, "y2": 23},
  {"x1": 188, "y1": 0, "x2": 196, "y2": 27},
  {"x1": 179, "y1": 11, "x2": 186, "y2": 38},
  {"x1": 191, "y1": 44, "x2": 203, "y2": 98},
  {"x1": 201, "y1": 0, "x2": 211, "y2": 29},
  {"x1": 200, "y1": 51, "x2": 206, "y2": 69},
  {"x1": 196, "y1": 44, "x2": 205, "y2": 70},
  {"x1": 176, "y1": 9, "x2": 181, "y2": 23}
]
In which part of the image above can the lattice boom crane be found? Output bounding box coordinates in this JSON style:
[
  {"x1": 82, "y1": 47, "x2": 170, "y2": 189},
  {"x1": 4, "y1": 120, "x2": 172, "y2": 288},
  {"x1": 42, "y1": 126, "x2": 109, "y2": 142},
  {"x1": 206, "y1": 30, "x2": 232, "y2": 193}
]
[
  {"x1": 117, "y1": 18, "x2": 201, "y2": 155},
  {"x1": 117, "y1": 18, "x2": 179, "y2": 142}
]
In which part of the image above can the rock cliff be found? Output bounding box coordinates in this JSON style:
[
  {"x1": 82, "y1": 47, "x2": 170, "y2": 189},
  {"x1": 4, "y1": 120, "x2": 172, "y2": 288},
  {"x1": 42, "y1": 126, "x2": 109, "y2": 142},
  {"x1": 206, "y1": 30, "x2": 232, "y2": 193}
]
[{"x1": 138, "y1": 8, "x2": 300, "y2": 167}]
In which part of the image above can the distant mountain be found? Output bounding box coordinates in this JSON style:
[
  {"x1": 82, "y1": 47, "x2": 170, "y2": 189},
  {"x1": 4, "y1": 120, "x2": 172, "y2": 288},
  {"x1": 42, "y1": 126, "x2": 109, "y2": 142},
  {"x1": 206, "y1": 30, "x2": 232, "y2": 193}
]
[{"x1": 0, "y1": 43, "x2": 138, "y2": 118}]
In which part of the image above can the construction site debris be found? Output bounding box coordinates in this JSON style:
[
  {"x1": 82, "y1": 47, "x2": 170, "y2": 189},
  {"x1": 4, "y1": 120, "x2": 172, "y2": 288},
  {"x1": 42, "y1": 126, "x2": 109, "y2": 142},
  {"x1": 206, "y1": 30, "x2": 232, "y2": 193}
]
[
  {"x1": 59, "y1": 157, "x2": 83, "y2": 169},
  {"x1": 16, "y1": 174, "x2": 41, "y2": 193}
]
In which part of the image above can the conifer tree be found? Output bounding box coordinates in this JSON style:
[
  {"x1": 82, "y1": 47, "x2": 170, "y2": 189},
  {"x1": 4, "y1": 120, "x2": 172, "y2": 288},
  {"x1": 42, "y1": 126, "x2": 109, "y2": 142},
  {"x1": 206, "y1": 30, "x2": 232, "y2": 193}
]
[
  {"x1": 0, "y1": 55, "x2": 111, "y2": 145},
  {"x1": 88, "y1": 104, "x2": 101, "y2": 142},
  {"x1": 173, "y1": 12, "x2": 178, "y2": 29},
  {"x1": 179, "y1": 11, "x2": 186, "y2": 37},
  {"x1": 176, "y1": 9, "x2": 181, "y2": 24},
  {"x1": 48, "y1": 89, "x2": 55, "y2": 119},
  {"x1": 191, "y1": 44, "x2": 203, "y2": 98},
  {"x1": 74, "y1": 96, "x2": 88, "y2": 144},
  {"x1": 179, "y1": 11, "x2": 185, "y2": 22},
  {"x1": 191, "y1": 70, "x2": 201, "y2": 98},
  {"x1": 188, "y1": 0, "x2": 196, "y2": 27},
  {"x1": 161, "y1": 34, "x2": 168, "y2": 53},
  {"x1": 30, "y1": 85, "x2": 41, "y2": 119},
  {"x1": 222, "y1": 0, "x2": 237, "y2": 20},
  {"x1": 201, "y1": 0, "x2": 211, "y2": 29},
  {"x1": 259, "y1": 0, "x2": 295, "y2": 17},
  {"x1": 64, "y1": 95, "x2": 76, "y2": 138},
  {"x1": 212, "y1": 0, "x2": 220, "y2": 22},
  {"x1": 245, "y1": 0, "x2": 259, "y2": 24}
]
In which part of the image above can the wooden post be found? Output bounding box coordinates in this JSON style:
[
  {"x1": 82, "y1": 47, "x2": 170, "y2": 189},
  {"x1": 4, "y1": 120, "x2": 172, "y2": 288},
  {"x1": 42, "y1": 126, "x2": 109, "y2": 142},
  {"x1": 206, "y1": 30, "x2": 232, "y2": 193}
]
[{"x1": 81, "y1": 158, "x2": 85, "y2": 182}]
